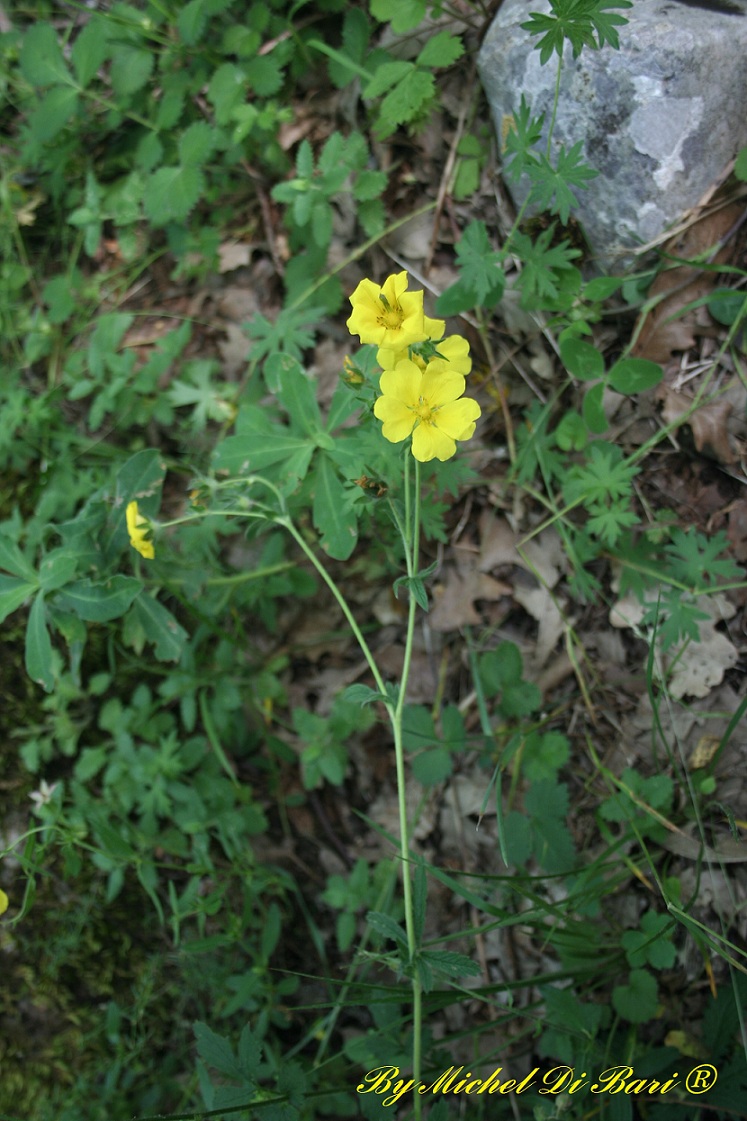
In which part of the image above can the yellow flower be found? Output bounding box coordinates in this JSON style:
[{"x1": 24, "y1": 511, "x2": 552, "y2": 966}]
[
  {"x1": 126, "y1": 501, "x2": 154, "y2": 559},
  {"x1": 0, "y1": 889, "x2": 8, "y2": 916},
  {"x1": 377, "y1": 334, "x2": 472, "y2": 377},
  {"x1": 347, "y1": 272, "x2": 428, "y2": 348},
  {"x1": 373, "y1": 358, "x2": 481, "y2": 462}
]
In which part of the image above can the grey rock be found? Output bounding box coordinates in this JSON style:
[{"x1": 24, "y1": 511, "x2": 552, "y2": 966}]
[{"x1": 477, "y1": 0, "x2": 747, "y2": 269}]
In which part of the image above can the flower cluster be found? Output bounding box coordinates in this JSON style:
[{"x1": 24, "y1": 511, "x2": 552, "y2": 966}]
[{"x1": 347, "y1": 271, "x2": 480, "y2": 463}]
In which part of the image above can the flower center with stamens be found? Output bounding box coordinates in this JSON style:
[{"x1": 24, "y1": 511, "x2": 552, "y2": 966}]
[{"x1": 413, "y1": 397, "x2": 436, "y2": 424}]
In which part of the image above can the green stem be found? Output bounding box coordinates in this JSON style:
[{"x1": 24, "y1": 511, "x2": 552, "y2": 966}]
[
  {"x1": 390, "y1": 455, "x2": 423, "y2": 1113},
  {"x1": 279, "y1": 517, "x2": 388, "y2": 700}
]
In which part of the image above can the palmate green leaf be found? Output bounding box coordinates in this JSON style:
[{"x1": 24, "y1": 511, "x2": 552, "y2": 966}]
[
  {"x1": 144, "y1": 165, "x2": 204, "y2": 226},
  {"x1": 522, "y1": 0, "x2": 632, "y2": 65},
  {"x1": 503, "y1": 95, "x2": 543, "y2": 184},
  {"x1": 366, "y1": 910, "x2": 408, "y2": 949},
  {"x1": 451, "y1": 220, "x2": 505, "y2": 306},
  {"x1": 527, "y1": 144, "x2": 598, "y2": 224},
  {"x1": 246, "y1": 306, "x2": 321, "y2": 363},
  {"x1": 511, "y1": 227, "x2": 580, "y2": 305},
  {"x1": 363, "y1": 59, "x2": 412, "y2": 100}
]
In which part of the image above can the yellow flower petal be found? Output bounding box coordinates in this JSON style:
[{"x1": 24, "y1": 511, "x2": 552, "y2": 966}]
[
  {"x1": 420, "y1": 367, "x2": 466, "y2": 407},
  {"x1": 379, "y1": 359, "x2": 423, "y2": 404},
  {"x1": 126, "y1": 501, "x2": 155, "y2": 560},
  {"x1": 0, "y1": 888, "x2": 8, "y2": 916},
  {"x1": 434, "y1": 398, "x2": 482, "y2": 440},
  {"x1": 374, "y1": 395, "x2": 417, "y2": 443},
  {"x1": 431, "y1": 335, "x2": 472, "y2": 375},
  {"x1": 412, "y1": 424, "x2": 457, "y2": 462}
]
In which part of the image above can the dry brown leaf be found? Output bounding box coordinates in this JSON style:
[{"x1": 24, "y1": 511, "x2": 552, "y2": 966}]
[
  {"x1": 631, "y1": 202, "x2": 744, "y2": 363},
  {"x1": 659, "y1": 388, "x2": 737, "y2": 465},
  {"x1": 429, "y1": 565, "x2": 511, "y2": 632},
  {"x1": 218, "y1": 241, "x2": 252, "y2": 273}
]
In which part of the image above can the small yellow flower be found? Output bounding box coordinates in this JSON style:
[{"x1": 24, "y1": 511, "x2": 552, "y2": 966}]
[
  {"x1": 126, "y1": 501, "x2": 154, "y2": 559},
  {"x1": 0, "y1": 889, "x2": 8, "y2": 917},
  {"x1": 347, "y1": 272, "x2": 428, "y2": 349},
  {"x1": 373, "y1": 358, "x2": 481, "y2": 462}
]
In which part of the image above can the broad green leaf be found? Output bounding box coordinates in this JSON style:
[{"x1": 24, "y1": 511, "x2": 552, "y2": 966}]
[
  {"x1": 613, "y1": 968, "x2": 658, "y2": 1024},
  {"x1": 312, "y1": 454, "x2": 358, "y2": 559},
  {"x1": 20, "y1": 23, "x2": 71, "y2": 86},
  {"x1": 268, "y1": 356, "x2": 322, "y2": 434},
  {"x1": 38, "y1": 551, "x2": 78, "y2": 592},
  {"x1": 129, "y1": 594, "x2": 188, "y2": 662},
  {"x1": 0, "y1": 576, "x2": 36, "y2": 623},
  {"x1": 341, "y1": 684, "x2": 389, "y2": 707},
  {"x1": 55, "y1": 576, "x2": 142, "y2": 622},
  {"x1": 213, "y1": 431, "x2": 314, "y2": 482},
  {"x1": 608, "y1": 357, "x2": 662, "y2": 394},
  {"x1": 144, "y1": 165, "x2": 204, "y2": 226},
  {"x1": 111, "y1": 450, "x2": 166, "y2": 555},
  {"x1": 582, "y1": 381, "x2": 608, "y2": 434},
  {"x1": 26, "y1": 594, "x2": 54, "y2": 692},
  {"x1": 412, "y1": 746, "x2": 452, "y2": 786},
  {"x1": 245, "y1": 54, "x2": 284, "y2": 96},
  {"x1": 560, "y1": 337, "x2": 605, "y2": 381},
  {"x1": 0, "y1": 536, "x2": 37, "y2": 581}
]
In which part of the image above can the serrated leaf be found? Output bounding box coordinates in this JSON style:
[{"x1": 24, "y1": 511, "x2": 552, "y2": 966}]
[
  {"x1": 26, "y1": 594, "x2": 54, "y2": 692},
  {"x1": 417, "y1": 31, "x2": 464, "y2": 69},
  {"x1": 28, "y1": 86, "x2": 79, "y2": 144},
  {"x1": 378, "y1": 67, "x2": 435, "y2": 128},
  {"x1": 55, "y1": 576, "x2": 142, "y2": 622},
  {"x1": 72, "y1": 21, "x2": 109, "y2": 87},
  {"x1": 213, "y1": 430, "x2": 314, "y2": 481},
  {"x1": 20, "y1": 23, "x2": 71, "y2": 86},
  {"x1": 313, "y1": 454, "x2": 358, "y2": 560},
  {"x1": 193, "y1": 1022, "x2": 244, "y2": 1081},
  {"x1": 341, "y1": 684, "x2": 389, "y2": 707},
  {"x1": 245, "y1": 54, "x2": 284, "y2": 96},
  {"x1": 144, "y1": 165, "x2": 204, "y2": 226},
  {"x1": 363, "y1": 58, "x2": 412, "y2": 99},
  {"x1": 110, "y1": 45, "x2": 154, "y2": 98},
  {"x1": 178, "y1": 0, "x2": 208, "y2": 45},
  {"x1": 178, "y1": 121, "x2": 215, "y2": 166},
  {"x1": 366, "y1": 910, "x2": 408, "y2": 948},
  {"x1": 370, "y1": 0, "x2": 426, "y2": 33}
]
